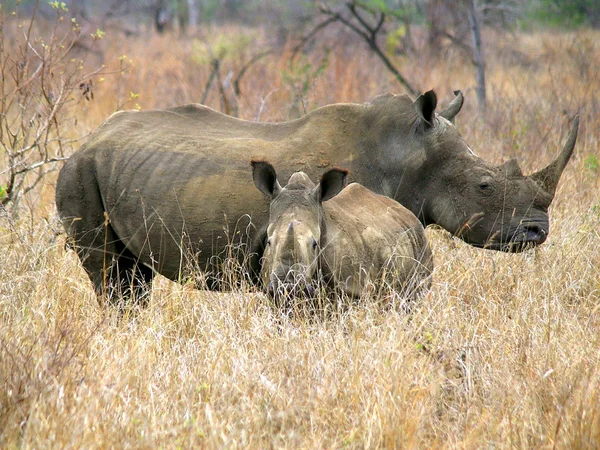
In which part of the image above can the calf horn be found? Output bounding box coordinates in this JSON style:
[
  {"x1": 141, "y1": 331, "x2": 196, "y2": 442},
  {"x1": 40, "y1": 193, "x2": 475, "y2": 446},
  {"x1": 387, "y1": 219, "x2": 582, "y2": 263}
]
[
  {"x1": 285, "y1": 222, "x2": 295, "y2": 250},
  {"x1": 529, "y1": 115, "x2": 579, "y2": 197},
  {"x1": 439, "y1": 90, "x2": 464, "y2": 124}
]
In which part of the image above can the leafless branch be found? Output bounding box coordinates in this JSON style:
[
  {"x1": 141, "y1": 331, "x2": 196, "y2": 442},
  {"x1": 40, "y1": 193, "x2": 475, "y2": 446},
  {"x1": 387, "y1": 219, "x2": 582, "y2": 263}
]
[
  {"x1": 233, "y1": 49, "x2": 276, "y2": 97},
  {"x1": 201, "y1": 59, "x2": 220, "y2": 105},
  {"x1": 0, "y1": 2, "x2": 119, "y2": 212},
  {"x1": 373, "y1": 11, "x2": 385, "y2": 36},
  {"x1": 13, "y1": 157, "x2": 70, "y2": 176},
  {"x1": 315, "y1": 1, "x2": 418, "y2": 96},
  {"x1": 290, "y1": 15, "x2": 339, "y2": 63}
]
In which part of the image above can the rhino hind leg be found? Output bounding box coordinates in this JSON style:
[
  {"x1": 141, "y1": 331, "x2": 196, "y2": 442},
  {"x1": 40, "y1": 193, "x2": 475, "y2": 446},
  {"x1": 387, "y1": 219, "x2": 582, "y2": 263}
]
[
  {"x1": 109, "y1": 261, "x2": 154, "y2": 309},
  {"x1": 64, "y1": 217, "x2": 155, "y2": 308},
  {"x1": 57, "y1": 160, "x2": 154, "y2": 308},
  {"x1": 93, "y1": 234, "x2": 155, "y2": 308}
]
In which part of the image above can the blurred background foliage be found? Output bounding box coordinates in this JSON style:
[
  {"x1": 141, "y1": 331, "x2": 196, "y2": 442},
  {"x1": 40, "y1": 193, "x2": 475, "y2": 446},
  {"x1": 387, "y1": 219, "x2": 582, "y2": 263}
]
[
  {"x1": 2, "y1": 0, "x2": 599, "y2": 31},
  {"x1": 1, "y1": 0, "x2": 597, "y2": 212}
]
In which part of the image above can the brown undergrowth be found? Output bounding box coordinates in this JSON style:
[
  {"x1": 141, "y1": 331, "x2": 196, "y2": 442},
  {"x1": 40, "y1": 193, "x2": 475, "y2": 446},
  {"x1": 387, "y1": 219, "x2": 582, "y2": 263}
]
[{"x1": 1, "y1": 17, "x2": 599, "y2": 449}]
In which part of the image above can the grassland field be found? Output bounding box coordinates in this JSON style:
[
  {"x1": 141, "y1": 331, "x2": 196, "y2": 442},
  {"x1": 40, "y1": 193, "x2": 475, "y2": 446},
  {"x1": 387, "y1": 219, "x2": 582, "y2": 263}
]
[{"x1": 1, "y1": 16, "x2": 600, "y2": 449}]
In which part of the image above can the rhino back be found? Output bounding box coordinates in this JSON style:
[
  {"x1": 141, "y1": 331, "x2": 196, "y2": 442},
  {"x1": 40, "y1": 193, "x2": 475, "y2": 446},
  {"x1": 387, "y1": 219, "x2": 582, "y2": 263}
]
[
  {"x1": 321, "y1": 183, "x2": 432, "y2": 295},
  {"x1": 60, "y1": 103, "x2": 375, "y2": 280}
]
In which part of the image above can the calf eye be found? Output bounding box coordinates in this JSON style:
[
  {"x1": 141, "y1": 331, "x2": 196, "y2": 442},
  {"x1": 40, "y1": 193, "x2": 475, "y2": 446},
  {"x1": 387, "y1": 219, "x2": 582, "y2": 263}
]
[
  {"x1": 312, "y1": 238, "x2": 318, "y2": 250},
  {"x1": 266, "y1": 238, "x2": 272, "y2": 247}
]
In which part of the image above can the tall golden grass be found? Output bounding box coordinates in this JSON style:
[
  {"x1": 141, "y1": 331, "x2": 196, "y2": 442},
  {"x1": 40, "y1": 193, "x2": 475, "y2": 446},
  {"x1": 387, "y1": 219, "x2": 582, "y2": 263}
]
[{"x1": 1, "y1": 17, "x2": 599, "y2": 448}]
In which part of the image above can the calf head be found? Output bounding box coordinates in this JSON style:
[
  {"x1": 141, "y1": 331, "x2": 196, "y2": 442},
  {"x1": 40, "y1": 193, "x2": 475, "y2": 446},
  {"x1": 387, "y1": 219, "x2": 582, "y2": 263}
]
[
  {"x1": 410, "y1": 90, "x2": 579, "y2": 251},
  {"x1": 251, "y1": 161, "x2": 347, "y2": 303}
]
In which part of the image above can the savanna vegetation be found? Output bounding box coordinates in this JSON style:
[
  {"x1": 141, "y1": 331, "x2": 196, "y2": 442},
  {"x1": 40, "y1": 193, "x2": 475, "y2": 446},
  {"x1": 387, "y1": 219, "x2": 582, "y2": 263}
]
[{"x1": 1, "y1": 0, "x2": 599, "y2": 448}]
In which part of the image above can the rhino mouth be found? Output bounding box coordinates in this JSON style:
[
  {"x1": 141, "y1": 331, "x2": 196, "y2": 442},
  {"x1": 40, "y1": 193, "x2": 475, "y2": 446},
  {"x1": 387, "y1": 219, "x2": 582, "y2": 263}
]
[
  {"x1": 472, "y1": 223, "x2": 548, "y2": 252},
  {"x1": 475, "y1": 240, "x2": 538, "y2": 253},
  {"x1": 267, "y1": 278, "x2": 316, "y2": 304}
]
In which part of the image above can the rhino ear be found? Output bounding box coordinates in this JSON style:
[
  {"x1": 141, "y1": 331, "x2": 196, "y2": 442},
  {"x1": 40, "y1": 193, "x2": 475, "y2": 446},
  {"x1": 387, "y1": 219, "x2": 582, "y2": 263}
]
[
  {"x1": 498, "y1": 158, "x2": 523, "y2": 177},
  {"x1": 413, "y1": 90, "x2": 437, "y2": 127},
  {"x1": 313, "y1": 168, "x2": 348, "y2": 203},
  {"x1": 251, "y1": 160, "x2": 282, "y2": 199}
]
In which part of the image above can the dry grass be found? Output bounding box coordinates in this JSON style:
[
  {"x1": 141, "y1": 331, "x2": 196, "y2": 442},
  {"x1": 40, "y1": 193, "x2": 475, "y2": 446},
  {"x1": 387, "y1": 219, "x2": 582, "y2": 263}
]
[{"x1": 1, "y1": 20, "x2": 600, "y2": 449}]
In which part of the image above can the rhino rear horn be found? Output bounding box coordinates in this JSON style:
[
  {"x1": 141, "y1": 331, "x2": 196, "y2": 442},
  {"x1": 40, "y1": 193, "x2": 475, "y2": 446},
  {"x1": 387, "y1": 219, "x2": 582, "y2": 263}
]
[
  {"x1": 498, "y1": 158, "x2": 523, "y2": 177},
  {"x1": 413, "y1": 90, "x2": 437, "y2": 127},
  {"x1": 529, "y1": 115, "x2": 579, "y2": 197},
  {"x1": 439, "y1": 90, "x2": 464, "y2": 124}
]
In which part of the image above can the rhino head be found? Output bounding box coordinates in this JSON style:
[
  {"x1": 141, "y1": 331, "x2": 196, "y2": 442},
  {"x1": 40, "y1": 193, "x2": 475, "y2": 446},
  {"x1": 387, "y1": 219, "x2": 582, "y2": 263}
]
[
  {"x1": 251, "y1": 161, "x2": 347, "y2": 303},
  {"x1": 399, "y1": 90, "x2": 579, "y2": 252}
]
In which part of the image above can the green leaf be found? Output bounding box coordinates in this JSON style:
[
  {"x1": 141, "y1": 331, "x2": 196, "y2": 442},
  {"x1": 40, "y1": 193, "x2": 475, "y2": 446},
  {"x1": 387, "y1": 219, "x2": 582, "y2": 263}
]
[
  {"x1": 584, "y1": 154, "x2": 598, "y2": 172},
  {"x1": 366, "y1": 0, "x2": 386, "y2": 12}
]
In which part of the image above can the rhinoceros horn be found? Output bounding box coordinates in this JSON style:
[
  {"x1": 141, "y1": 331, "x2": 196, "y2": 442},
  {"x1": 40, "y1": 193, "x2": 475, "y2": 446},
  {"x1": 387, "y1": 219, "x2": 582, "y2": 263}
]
[
  {"x1": 529, "y1": 115, "x2": 580, "y2": 197},
  {"x1": 285, "y1": 222, "x2": 295, "y2": 250},
  {"x1": 439, "y1": 90, "x2": 464, "y2": 124},
  {"x1": 498, "y1": 158, "x2": 523, "y2": 177}
]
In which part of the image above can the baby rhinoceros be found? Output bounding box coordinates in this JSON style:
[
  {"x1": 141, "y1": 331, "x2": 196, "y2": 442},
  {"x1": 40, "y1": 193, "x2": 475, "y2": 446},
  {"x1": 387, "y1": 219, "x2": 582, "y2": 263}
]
[{"x1": 251, "y1": 161, "x2": 433, "y2": 306}]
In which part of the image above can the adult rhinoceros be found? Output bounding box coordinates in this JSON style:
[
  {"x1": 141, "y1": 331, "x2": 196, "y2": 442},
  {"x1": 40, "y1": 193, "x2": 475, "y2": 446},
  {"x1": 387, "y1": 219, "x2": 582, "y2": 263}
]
[{"x1": 55, "y1": 90, "x2": 579, "y2": 304}]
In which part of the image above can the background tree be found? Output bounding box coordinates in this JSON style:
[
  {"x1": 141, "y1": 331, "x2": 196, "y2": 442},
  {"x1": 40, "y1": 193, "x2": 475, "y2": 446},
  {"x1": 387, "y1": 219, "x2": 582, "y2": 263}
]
[
  {"x1": 293, "y1": 1, "x2": 420, "y2": 96},
  {"x1": 425, "y1": 0, "x2": 521, "y2": 112},
  {"x1": 0, "y1": 1, "x2": 109, "y2": 212}
]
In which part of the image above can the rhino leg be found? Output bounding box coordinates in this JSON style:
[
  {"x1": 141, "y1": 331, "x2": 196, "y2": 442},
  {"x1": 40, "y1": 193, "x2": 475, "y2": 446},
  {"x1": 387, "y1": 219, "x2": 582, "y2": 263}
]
[
  {"x1": 92, "y1": 230, "x2": 154, "y2": 308},
  {"x1": 62, "y1": 210, "x2": 154, "y2": 308},
  {"x1": 57, "y1": 158, "x2": 154, "y2": 308}
]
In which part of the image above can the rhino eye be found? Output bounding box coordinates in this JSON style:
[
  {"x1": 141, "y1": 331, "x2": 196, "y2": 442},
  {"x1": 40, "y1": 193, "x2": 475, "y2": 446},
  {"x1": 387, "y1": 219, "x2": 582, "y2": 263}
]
[
  {"x1": 312, "y1": 238, "x2": 318, "y2": 250},
  {"x1": 478, "y1": 181, "x2": 491, "y2": 191},
  {"x1": 265, "y1": 238, "x2": 272, "y2": 247}
]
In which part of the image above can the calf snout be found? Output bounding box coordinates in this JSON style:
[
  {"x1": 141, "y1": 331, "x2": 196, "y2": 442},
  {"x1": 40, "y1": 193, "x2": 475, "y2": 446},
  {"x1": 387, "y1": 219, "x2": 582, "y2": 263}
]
[{"x1": 266, "y1": 267, "x2": 315, "y2": 303}]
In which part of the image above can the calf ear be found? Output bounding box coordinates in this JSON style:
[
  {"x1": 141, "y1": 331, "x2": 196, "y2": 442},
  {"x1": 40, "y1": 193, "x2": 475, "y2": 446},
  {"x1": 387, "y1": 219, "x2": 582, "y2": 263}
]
[
  {"x1": 251, "y1": 160, "x2": 282, "y2": 198},
  {"x1": 413, "y1": 90, "x2": 437, "y2": 127},
  {"x1": 313, "y1": 168, "x2": 348, "y2": 203}
]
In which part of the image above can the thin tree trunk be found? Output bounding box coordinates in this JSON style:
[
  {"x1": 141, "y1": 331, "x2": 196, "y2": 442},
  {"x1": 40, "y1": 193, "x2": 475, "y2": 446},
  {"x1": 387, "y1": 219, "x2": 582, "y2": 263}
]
[
  {"x1": 467, "y1": 0, "x2": 486, "y2": 113},
  {"x1": 187, "y1": 0, "x2": 198, "y2": 30}
]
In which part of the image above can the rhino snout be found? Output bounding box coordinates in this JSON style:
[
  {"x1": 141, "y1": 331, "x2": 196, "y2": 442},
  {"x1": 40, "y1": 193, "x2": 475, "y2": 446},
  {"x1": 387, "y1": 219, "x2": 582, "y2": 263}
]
[
  {"x1": 505, "y1": 222, "x2": 548, "y2": 252},
  {"x1": 486, "y1": 221, "x2": 548, "y2": 252},
  {"x1": 267, "y1": 272, "x2": 316, "y2": 303},
  {"x1": 518, "y1": 222, "x2": 547, "y2": 243},
  {"x1": 468, "y1": 217, "x2": 549, "y2": 252}
]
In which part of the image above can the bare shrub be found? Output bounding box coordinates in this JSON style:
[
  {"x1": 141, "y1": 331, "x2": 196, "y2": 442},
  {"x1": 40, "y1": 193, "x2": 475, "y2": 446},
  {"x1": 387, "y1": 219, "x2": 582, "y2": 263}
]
[{"x1": 0, "y1": 2, "x2": 107, "y2": 214}]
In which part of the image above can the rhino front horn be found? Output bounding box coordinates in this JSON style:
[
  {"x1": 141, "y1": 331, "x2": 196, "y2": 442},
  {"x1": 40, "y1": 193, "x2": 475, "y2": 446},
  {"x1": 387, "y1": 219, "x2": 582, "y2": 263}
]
[{"x1": 530, "y1": 115, "x2": 579, "y2": 197}]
